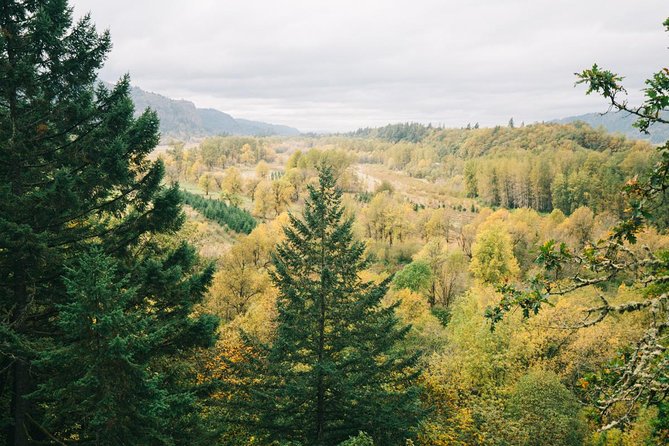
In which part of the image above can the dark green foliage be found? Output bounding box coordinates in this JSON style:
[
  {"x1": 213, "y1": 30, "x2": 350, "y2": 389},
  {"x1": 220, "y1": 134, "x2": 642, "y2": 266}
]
[
  {"x1": 338, "y1": 432, "x2": 375, "y2": 446},
  {"x1": 32, "y1": 247, "x2": 217, "y2": 444},
  {"x1": 651, "y1": 401, "x2": 669, "y2": 444},
  {"x1": 349, "y1": 122, "x2": 431, "y2": 143},
  {"x1": 181, "y1": 190, "x2": 256, "y2": 233},
  {"x1": 231, "y1": 167, "x2": 423, "y2": 446},
  {"x1": 507, "y1": 370, "x2": 586, "y2": 446},
  {"x1": 431, "y1": 307, "x2": 451, "y2": 327},
  {"x1": 0, "y1": 1, "x2": 218, "y2": 444},
  {"x1": 392, "y1": 260, "x2": 433, "y2": 294}
]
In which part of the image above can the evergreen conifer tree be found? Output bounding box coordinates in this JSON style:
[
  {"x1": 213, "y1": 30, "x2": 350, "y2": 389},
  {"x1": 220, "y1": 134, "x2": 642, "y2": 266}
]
[
  {"x1": 0, "y1": 1, "x2": 218, "y2": 444},
  {"x1": 232, "y1": 166, "x2": 423, "y2": 446}
]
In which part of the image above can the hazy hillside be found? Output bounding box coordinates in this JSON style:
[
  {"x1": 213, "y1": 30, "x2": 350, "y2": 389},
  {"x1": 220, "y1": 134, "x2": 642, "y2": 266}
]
[
  {"x1": 556, "y1": 110, "x2": 669, "y2": 144},
  {"x1": 127, "y1": 85, "x2": 300, "y2": 140}
]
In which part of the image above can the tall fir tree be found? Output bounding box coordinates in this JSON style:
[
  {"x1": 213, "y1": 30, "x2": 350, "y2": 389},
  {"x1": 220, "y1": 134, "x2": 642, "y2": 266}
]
[
  {"x1": 231, "y1": 166, "x2": 423, "y2": 446},
  {"x1": 0, "y1": 1, "x2": 218, "y2": 444}
]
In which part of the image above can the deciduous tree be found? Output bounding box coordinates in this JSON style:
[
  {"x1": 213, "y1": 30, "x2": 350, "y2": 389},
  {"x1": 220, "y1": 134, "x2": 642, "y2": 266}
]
[
  {"x1": 487, "y1": 16, "x2": 669, "y2": 431},
  {"x1": 470, "y1": 227, "x2": 520, "y2": 284}
]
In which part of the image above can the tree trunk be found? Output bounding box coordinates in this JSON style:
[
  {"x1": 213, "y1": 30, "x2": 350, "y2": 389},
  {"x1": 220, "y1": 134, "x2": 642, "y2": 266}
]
[
  {"x1": 6, "y1": 17, "x2": 31, "y2": 442},
  {"x1": 9, "y1": 272, "x2": 30, "y2": 446},
  {"x1": 315, "y1": 225, "x2": 327, "y2": 444}
]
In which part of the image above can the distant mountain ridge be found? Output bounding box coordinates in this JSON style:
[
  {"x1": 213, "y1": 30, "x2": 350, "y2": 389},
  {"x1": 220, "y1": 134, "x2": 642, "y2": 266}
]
[
  {"x1": 118, "y1": 84, "x2": 300, "y2": 140},
  {"x1": 116, "y1": 81, "x2": 669, "y2": 144},
  {"x1": 555, "y1": 111, "x2": 669, "y2": 144}
]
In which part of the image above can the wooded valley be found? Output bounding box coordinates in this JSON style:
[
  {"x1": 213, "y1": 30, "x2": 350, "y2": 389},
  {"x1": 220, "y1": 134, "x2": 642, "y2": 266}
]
[{"x1": 1, "y1": 1, "x2": 668, "y2": 445}]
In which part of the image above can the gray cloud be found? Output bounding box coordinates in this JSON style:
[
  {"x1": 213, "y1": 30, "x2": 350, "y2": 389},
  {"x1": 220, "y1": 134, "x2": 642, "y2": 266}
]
[{"x1": 72, "y1": 0, "x2": 669, "y2": 132}]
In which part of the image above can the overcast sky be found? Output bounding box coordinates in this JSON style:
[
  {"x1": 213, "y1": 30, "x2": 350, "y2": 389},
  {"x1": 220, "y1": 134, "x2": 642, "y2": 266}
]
[{"x1": 71, "y1": 0, "x2": 669, "y2": 133}]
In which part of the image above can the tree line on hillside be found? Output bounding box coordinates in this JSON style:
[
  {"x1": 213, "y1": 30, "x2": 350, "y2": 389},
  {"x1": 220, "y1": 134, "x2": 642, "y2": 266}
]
[
  {"x1": 348, "y1": 122, "x2": 434, "y2": 143},
  {"x1": 487, "y1": 18, "x2": 669, "y2": 443},
  {"x1": 330, "y1": 121, "x2": 661, "y2": 222}
]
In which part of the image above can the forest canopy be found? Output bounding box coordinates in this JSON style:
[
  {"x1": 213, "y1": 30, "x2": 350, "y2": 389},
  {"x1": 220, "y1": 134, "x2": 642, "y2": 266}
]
[{"x1": 1, "y1": 2, "x2": 668, "y2": 446}]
